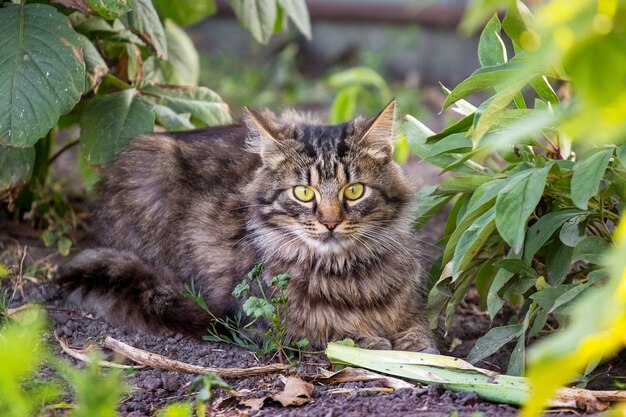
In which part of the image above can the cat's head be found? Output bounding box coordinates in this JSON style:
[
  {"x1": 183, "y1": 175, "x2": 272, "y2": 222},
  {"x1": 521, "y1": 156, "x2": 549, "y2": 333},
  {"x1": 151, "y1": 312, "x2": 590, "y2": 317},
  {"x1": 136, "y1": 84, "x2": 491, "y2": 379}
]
[{"x1": 245, "y1": 101, "x2": 413, "y2": 261}]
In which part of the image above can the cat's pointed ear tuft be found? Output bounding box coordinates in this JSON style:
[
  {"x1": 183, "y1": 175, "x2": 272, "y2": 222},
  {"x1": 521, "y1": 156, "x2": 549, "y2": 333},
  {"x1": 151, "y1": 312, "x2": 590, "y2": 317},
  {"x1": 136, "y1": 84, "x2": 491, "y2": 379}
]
[
  {"x1": 244, "y1": 107, "x2": 285, "y2": 166},
  {"x1": 361, "y1": 100, "x2": 396, "y2": 161}
]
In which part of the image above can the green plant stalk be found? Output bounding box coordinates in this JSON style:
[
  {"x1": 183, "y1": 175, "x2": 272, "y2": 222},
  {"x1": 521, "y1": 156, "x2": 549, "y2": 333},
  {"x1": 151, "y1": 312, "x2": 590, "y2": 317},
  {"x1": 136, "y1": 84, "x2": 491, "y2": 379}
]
[{"x1": 326, "y1": 343, "x2": 530, "y2": 405}]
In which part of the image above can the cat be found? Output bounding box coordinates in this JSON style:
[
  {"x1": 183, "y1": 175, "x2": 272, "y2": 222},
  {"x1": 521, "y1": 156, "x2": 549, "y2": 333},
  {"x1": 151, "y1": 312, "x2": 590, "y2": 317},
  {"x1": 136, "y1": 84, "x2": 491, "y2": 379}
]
[{"x1": 58, "y1": 100, "x2": 438, "y2": 352}]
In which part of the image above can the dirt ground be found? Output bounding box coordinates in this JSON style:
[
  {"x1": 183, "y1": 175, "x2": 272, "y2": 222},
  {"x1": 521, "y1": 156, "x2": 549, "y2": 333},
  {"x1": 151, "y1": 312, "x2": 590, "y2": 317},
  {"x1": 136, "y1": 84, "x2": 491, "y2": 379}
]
[{"x1": 0, "y1": 159, "x2": 614, "y2": 416}]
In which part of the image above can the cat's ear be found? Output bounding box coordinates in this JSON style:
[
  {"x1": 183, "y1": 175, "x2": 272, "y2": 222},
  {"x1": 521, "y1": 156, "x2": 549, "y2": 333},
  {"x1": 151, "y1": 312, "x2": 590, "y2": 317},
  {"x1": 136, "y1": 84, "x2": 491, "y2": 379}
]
[
  {"x1": 244, "y1": 108, "x2": 285, "y2": 166},
  {"x1": 360, "y1": 100, "x2": 396, "y2": 161}
]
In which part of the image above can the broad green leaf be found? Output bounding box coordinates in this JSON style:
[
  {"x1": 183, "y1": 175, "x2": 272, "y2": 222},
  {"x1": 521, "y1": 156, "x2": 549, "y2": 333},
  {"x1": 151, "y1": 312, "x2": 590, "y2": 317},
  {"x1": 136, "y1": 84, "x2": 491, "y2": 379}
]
[
  {"x1": 0, "y1": 3, "x2": 85, "y2": 147},
  {"x1": 434, "y1": 175, "x2": 491, "y2": 195},
  {"x1": 487, "y1": 266, "x2": 515, "y2": 318},
  {"x1": 79, "y1": 34, "x2": 108, "y2": 93},
  {"x1": 570, "y1": 148, "x2": 613, "y2": 210},
  {"x1": 501, "y1": 1, "x2": 534, "y2": 53},
  {"x1": 278, "y1": 0, "x2": 311, "y2": 39},
  {"x1": 80, "y1": 89, "x2": 155, "y2": 165},
  {"x1": 492, "y1": 259, "x2": 538, "y2": 279},
  {"x1": 559, "y1": 216, "x2": 585, "y2": 247},
  {"x1": 551, "y1": 270, "x2": 605, "y2": 313},
  {"x1": 472, "y1": 76, "x2": 534, "y2": 145},
  {"x1": 572, "y1": 236, "x2": 611, "y2": 265},
  {"x1": 154, "y1": 0, "x2": 215, "y2": 27},
  {"x1": 443, "y1": 201, "x2": 494, "y2": 265},
  {"x1": 413, "y1": 186, "x2": 454, "y2": 229},
  {"x1": 120, "y1": 0, "x2": 167, "y2": 59},
  {"x1": 426, "y1": 276, "x2": 452, "y2": 329},
  {"x1": 0, "y1": 145, "x2": 35, "y2": 188},
  {"x1": 443, "y1": 61, "x2": 525, "y2": 110},
  {"x1": 161, "y1": 19, "x2": 200, "y2": 86},
  {"x1": 530, "y1": 76, "x2": 558, "y2": 104},
  {"x1": 427, "y1": 113, "x2": 474, "y2": 143},
  {"x1": 616, "y1": 145, "x2": 626, "y2": 168},
  {"x1": 467, "y1": 324, "x2": 523, "y2": 364},
  {"x1": 227, "y1": 0, "x2": 277, "y2": 44},
  {"x1": 154, "y1": 105, "x2": 194, "y2": 131},
  {"x1": 496, "y1": 165, "x2": 551, "y2": 254},
  {"x1": 508, "y1": 333, "x2": 526, "y2": 376},
  {"x1": 329, "y1": 86, "x2": 359, "y2": 124},
  {"x1": 445, "y1": 270, "x2": 474, "y2": 328},
  {"x1": 426, "y1": 133, "x2": 472, "y2": 158},
  {"x1": 522, "y1": 209, "x2": 585, "y2": 263},
  {"x1": 452, "y1": 208, "x2": 496, "y2": 279},
  {"x1": 478, "y1": 14, "x2": 507, "y2": 67},
  {"x1": 86, "y1": 0, "x2": 132, "y2": 19},
  {"x1": 461, "y1": 178, "x2": 506, "y2": 221},
  {"x1": 404, "y1": 116, "x2": 472, "y2": 172},
  {"x1": 545, "y1": 241, "x2": 574, "y2": 285},
  {"x1": 440, "y1": 83, "x2": 478, "y2": 116},
  {"x1": 243, "y1": 296, "x2": 275, "y2": 318},
  {"x1": 443, "y1": 194, "x2": 469, "y2": 238},
  {"x1": 141, "y1": 84, "x2": 231, "y2": 126}
]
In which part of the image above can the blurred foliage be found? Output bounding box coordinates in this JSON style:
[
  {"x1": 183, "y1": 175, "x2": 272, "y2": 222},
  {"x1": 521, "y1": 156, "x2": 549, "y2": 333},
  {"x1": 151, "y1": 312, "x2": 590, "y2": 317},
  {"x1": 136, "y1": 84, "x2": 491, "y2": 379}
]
[{"x1": 409, "y1": 0, "x2": 626, "y2": 415}]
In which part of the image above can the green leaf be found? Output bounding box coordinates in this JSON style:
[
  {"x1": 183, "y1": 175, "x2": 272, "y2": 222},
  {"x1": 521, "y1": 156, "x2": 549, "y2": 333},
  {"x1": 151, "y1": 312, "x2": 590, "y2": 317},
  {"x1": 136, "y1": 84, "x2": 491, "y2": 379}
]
[
  {"x1": 154, "y1": 0, "x2": 215, "y2": 27},
  {"x1": 616, "y1": 145, "x2": 626, "y2": 168},
  {"x1": 461, "y1": 178, "x2": 506, "y2": 222},
  {"x1": 472, "y1": 76, "x2": 534, "y2": 145},
  {"x1": 487, "y1": 268, "x2": 515, "y2": 318},
  {"x1": 154, "y1": 105, "x2": 194, "y2": 131},
  {"x1": 426, "y1": 133, "x2": 472, "y2": 158},
  {"x1": 80, "y1": 89, "x2": 155, "y2": 165},
  {"x1": 232, "y1": 281, "x2": 250, "y2": 299},
  {"x1": 467, "y1": 324, "x2": 523, "y2": 364},
  {"x1": 434, "y1": 175, "x2": 491, "y2": 195},
  {"x1": 478, "y1": 14, "x2": 507, "y2": 67},
  {"x1": 0, "y1": 3, "x2": 85, "y2": 147},
  {"x1": 120, "y1": 0, "x2": 167, "y2": 59},
  {"x1": 427, "y1": 276, "x2": 452, "y2": 329},
  {"x1": 572, "y1": 236, "x2": 611, "y2": 265},
  {"x1": 0, "y1": 263, "x2": 10, "y2": 279},
  {"x1": 278, "y1": 0, "x2": 311, "y2": 39},
  {"x1": 79, "y1": 34, "x2": 108, "y2": 93},
  {"x1": 329, "y1": 86, "x2": 359, "y2": 124},
  {"x1": 268, "y1": 273, "x2": 290, "y2": 290},
  {"x1": 161, "y1": 19, "x2": 200, "y2": 86},
  {"x1": 227, "y1": 0, "x2": 277, "y2": 44},
  {"x1": 545, "y1": 241, "x2": 574, "y2": 285},
  {"x1": 492, "y1": 259, "x2": 538, "y2": 279},
  {"x1": 427, "y1": 114, "x2": 474, "y2": 143},
  {"x1": 508, "y1": 333, "x2": 526, "y2": 376},
  {"x1": 559, "y1": 216, "x2": 586, "y2": 248},
  {"x1": 86, "y1": 0, "x2": 132, "y2": 19},
  {"x1": 495, "y1": 165, "x2": 551, "y2": 254},
  {"x1": 443, "y1": 61, "x2": 525, "y2": 110},
  {"x1": 413, "y1": 186, "x2": 454, "y2": 230},
  {"x1": 522, "y1": 209, "x2": 585, "y2": 263},
  {"x1": 57, "y1": 236, "x2": 72, "y2": 256},
  {"x1": 141, "y1": 84, "x2": 231, "y2": 126},
  {"x1": 452, "y1": 208, "x2": 496, "y2": 279},
  {"x1": 443, "y1": 200, "x2": 494, "y2": 265},
  {"x1": 0, "y1": 145, "x2": 35, "y2": 188},
  {"x1": 530, "y1": 76, "x2": 559, "y2": 104},
  {"x1": 570, "y1": 148, "x2": 613, "y2": 210},
  {"x1": 243, "y1": 297, "x2": 275, "y2": 318}
]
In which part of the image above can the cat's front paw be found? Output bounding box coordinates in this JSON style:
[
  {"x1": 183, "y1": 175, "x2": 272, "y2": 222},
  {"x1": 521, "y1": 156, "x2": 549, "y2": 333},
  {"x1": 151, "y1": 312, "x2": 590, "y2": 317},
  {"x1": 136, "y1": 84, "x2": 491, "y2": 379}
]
[
  {"x1": 355, "y1": 336, "x2": 392, "y2": 350},
  {"x1": 391, "y1": 326, "x2": 438, "y2": 352}
]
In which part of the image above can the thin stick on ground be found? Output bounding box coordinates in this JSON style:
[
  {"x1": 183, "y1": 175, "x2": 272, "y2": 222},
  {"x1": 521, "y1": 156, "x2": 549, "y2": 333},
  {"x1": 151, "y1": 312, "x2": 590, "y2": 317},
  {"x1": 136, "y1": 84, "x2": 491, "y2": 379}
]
[
  {"x1": 55, "y1": 332, "x2": 144, "y2": 369},
  {"x1": 103, "y1": 336, "x2": 291, "y2": 378}
]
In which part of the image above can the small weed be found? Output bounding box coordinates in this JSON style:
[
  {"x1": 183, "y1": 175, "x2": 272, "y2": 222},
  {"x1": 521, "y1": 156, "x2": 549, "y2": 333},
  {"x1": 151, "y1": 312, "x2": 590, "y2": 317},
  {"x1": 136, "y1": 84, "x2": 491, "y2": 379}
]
[
  {"x1": 189, "y1": 374, "x2": 231, "y2": 417},
  {"x1": 185, "y1": 264, "x2": 311, "y2": 364}
]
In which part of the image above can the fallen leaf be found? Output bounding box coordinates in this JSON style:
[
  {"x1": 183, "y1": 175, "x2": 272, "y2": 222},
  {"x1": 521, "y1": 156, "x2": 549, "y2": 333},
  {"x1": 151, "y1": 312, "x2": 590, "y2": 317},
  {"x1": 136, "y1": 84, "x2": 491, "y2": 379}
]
[
  {"x1": 270, "y1": 376, "x2": 314, "y2": 407},
  {"x1": 240, "y1": 397, "x2": 266, "y2": 411}
]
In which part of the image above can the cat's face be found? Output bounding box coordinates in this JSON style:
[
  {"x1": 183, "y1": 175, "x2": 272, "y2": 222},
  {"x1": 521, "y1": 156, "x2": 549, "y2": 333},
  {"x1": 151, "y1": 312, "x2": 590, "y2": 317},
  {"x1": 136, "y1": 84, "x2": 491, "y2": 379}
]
[{"x1": 246, "y1": 101, "x2": 412, "y2": 258}]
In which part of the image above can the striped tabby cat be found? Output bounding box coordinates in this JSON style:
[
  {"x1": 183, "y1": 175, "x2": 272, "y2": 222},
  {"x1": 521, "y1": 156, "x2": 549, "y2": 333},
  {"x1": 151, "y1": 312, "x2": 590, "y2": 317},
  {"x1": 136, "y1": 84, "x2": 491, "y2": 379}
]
[{"x1": 59, "y1": 101, "x2": 437, "y2": 352}]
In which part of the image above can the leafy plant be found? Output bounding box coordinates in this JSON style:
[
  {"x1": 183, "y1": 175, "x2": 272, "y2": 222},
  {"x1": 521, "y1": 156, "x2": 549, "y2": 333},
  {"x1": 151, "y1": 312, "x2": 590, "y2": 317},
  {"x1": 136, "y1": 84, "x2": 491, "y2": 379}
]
[
  {"x1": 0, "y1": 0, "x2": 310, "y2": 207},
  {"x1": 407, "y1": 0, "x2": 626, "y2": 414},
  {"x1": 185, "y1": 264, "x2": 310, "y2": 364},
  {"x1": 189, "y1": 374, "x2": 231, "y2": 417}
]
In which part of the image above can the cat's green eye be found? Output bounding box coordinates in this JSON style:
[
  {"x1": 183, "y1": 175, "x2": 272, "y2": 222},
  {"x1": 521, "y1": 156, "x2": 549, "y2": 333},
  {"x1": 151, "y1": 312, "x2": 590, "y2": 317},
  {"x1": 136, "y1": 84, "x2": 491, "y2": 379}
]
[
  {"x1": 293, "y1": 185, "x2": 316, "y2": 202},
  {"x1": 344, "y1": 183, "x2": 365, "y2": 201}
]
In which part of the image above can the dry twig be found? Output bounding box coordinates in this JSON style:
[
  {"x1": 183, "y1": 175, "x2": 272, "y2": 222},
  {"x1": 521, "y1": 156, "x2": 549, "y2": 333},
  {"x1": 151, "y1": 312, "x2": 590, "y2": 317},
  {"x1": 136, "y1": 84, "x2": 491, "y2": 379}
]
[{"x1": 103, "y1": 336, "x2": 291, "y2": 378}]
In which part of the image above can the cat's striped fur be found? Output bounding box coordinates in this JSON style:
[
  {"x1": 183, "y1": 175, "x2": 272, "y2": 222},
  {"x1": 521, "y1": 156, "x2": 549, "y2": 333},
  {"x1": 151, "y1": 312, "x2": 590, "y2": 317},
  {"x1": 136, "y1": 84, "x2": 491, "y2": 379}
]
[{"x1": 59, "y1": 101, "x2": 437, "y2": 351}]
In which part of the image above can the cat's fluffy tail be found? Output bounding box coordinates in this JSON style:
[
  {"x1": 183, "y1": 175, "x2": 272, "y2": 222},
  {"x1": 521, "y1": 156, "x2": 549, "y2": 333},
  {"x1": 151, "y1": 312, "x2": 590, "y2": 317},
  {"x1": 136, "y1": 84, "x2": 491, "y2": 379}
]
[{"x1": 57, "y1": 248, "x2": 218, "y2": 337}]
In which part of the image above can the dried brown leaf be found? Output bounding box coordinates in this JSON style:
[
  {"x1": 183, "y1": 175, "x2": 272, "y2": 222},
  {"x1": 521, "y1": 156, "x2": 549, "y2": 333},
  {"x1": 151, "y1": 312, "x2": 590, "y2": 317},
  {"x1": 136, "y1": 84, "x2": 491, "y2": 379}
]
[{"x1": 270, "y1": 376, "x2": 314, "y2": 407}]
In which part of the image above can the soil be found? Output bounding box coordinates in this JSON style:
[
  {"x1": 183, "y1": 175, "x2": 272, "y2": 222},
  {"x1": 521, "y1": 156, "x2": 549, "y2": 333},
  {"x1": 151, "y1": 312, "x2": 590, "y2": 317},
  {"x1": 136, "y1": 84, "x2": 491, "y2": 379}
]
[{"x1": 0, "y1": 160, "x2": 611, "y2": 417}]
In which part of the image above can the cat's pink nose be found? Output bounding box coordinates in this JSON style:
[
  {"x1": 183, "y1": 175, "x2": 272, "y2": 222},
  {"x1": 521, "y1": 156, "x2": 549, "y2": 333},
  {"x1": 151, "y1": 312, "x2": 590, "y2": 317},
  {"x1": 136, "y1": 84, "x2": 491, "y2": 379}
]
[{"x1": 320, "y1": 218, "x2": 341, "y2": 230}]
